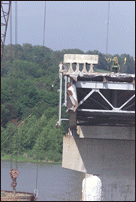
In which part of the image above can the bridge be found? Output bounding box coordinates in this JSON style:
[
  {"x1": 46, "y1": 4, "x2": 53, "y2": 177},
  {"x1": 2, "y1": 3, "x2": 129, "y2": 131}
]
[{"x1": 58, "y1": 54, "x2": 135, "y2": 201}]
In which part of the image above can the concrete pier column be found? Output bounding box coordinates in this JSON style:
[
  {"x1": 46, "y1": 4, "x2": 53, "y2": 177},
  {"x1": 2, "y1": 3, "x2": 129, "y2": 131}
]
[{"x1": 82, "y1": 174, "x2": 102, "y2": 201}]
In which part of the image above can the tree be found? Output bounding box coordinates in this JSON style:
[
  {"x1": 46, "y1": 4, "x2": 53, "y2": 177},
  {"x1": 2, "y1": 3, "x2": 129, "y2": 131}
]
[
  {"x1": 1, "y1": 44, "x2": 135, "y2": 161},
  {"x1": 1, "y1": 123, "x2": 16, "y2": 154},
  {"x1": 33, "y1": 115, "x2": 63, "y2": 161}
]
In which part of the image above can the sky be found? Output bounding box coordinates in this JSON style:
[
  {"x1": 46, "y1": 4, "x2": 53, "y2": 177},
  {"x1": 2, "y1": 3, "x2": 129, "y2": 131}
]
[{"x1": 4, "y1": 1, "x2": 135, "y2": 57}]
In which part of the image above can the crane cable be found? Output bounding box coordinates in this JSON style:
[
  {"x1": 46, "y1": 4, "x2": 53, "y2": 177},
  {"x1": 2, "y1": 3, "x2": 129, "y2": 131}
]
[
  {"x1": 10, "y1": 1, "x2": 12, "y2": 62},
  {"x1": 9, "y1": 1, "x2": 19, "y2": 172},
  {"x1": 34, "y1": 2, "x2": 46, "y2": 199},
  {"x1": 43, "y1": 1, "x2": 46, "y2": 49},
  {"x1": 15, "y1": 0, "x2": 18, "y2": 170},
  {"x1": 9, "y1": 1, "x2": 19, "y2": 194},
  {"x1": 9, "y1": 1, "x2": 13, "y2": 171},
  {"x1": 106, "y1": 1, "x2": 110, "y2": 55}
]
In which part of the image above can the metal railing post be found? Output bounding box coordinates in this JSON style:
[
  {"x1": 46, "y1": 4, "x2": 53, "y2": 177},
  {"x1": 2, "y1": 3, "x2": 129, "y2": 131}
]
[{"x1": 58, "y1": 73, "x2": 62, "y2": 125}]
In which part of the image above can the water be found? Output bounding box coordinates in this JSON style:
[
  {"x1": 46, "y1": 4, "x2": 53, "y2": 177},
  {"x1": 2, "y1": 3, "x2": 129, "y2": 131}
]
[
  {"x1": 1, "y1": 160, "x2": 84, "y2": 201},
  {"x1": 1, "y1": 160, "x2": 135, "y2": 201}
]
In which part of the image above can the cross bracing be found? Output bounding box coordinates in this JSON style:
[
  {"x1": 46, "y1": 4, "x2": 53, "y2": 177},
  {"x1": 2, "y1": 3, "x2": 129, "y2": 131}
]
[{"x1": 57, "y1": 54, "x2": 135, "y2": 127}]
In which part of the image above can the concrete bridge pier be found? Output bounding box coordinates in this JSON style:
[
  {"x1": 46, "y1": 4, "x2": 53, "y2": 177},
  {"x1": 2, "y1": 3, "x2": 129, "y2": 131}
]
[
  {"x1": 82, "y1": 174, "x2": 102, "y2": 201},
  {"x1": 62, "y1": 126, "x2": 135, "y2": 201}
]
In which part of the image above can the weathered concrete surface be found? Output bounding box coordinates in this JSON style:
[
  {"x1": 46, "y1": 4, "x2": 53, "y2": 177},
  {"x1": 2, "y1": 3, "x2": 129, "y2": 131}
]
[
  {"x1": 62, "y1": 134, "x2": 135, "y2": 201},
  {"x1": 100, "y1": 173, "x2": 135, "y2": 201},
  {"x1": 62, "y1": 136, "x2": 135, "y2": 176},
  {"x1": 77, "y1": 126, "x2": 135, "y2": 140}
]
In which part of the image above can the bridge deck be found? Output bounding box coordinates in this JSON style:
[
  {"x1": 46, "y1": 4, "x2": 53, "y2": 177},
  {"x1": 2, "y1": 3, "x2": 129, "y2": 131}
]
[{"x1": 64, "y1": 73, "x2": 135, "y2": 127}]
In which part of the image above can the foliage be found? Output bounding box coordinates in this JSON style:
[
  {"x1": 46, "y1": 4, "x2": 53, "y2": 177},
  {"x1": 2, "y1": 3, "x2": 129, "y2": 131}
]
[{"x1": 1, "y1": 44, "x2": 135, "y2": 162}]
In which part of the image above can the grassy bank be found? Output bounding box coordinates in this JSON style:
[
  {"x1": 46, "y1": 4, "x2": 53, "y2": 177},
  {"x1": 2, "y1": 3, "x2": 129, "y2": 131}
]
[
  {"x1": 94, "y1": 68, "x2": 110, "y2": 73},
  {"x1": 1, "y1": 154, "x2": 62, "y2": 164}
]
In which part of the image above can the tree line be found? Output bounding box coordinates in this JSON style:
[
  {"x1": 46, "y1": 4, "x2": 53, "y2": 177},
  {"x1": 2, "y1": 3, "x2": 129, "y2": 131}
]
[{"x1": 1, "y1": 44, "x2": 135, "y2": 161}]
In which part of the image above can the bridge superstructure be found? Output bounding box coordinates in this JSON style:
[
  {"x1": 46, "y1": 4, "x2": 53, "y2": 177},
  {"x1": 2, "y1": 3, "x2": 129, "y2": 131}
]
[
  {"x1": 58, "y1": 54, "x2": 135, "y2": 128},
  {"x1": 58, "y1": 54, "x2": 135, "y2": 201}
]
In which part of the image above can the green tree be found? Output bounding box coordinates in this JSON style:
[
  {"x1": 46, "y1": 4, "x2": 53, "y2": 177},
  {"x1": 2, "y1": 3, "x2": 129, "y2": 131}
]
[
  {"x1": 33, "y1": 115, "x2": 63, "y2": 161},
  {"x1": 1, "y1": 123, "x2": 16, "y2": 153}
]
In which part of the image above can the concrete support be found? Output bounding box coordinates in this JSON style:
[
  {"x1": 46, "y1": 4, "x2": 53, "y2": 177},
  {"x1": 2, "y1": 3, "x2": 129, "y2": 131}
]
[
  {"x1": 62, "y1": 134, "x2": 135, "y2": 200},
  {"x1": 82, "y1": 174, "x2": 102, "y2": 201}
]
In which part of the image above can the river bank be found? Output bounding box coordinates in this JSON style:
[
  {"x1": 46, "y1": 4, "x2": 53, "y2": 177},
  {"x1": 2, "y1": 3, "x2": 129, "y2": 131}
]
[{"x1": 1, "y1": 154, "x2": 61, "y2": 164}]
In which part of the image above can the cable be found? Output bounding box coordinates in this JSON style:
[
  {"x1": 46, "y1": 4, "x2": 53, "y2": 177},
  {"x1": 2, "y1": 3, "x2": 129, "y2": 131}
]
[
  {"x1": 42, "y1": 1, "x2": 46, "y2": 70},
  {"x1": 15, "y1": 1, "x2": 18, "y2": 170},
  {"x1": 106, "y1": 1, "x2": 110, "y2": 55},
  {"x1": 15, "y1": 1, "x2": 17, "y2": 46},
  {"x1": 10, "y1": 2, "x2": 12, "y2": 60},
  {"x1": 9, "y1": 2, "x2": 13, "y2": 170},
  {"x1": 43, "y1": 1, "x2": 46, "y2": 48},
  {"x1": 35, "y1": 2, "x2": 46, "y2": 194}
]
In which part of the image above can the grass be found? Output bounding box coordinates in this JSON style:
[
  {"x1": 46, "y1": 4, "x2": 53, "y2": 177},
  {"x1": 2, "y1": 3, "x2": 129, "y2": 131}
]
[
  {"x1": 1, "y1": 154, "x2": 62, "y2": 164},
  {"x1": 94, "y1": 68, "x2": 110, "y2": 73}
]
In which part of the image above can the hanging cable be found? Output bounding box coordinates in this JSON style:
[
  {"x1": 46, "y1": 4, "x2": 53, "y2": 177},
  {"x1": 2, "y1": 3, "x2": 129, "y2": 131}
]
[
  {"x1": 15, "y1": 1, "x2": 17, "y2": 45},
  {"x1": 42, "y1": 1, "x2": 46, "y2": 67},
  {"x1": 10, "y1": 2, "x2": 12, "y2": 61},
  {"x1": 9, "y1": 2, "x2": 19, "y2": 193},
  {"x1": 43, "y1": 1, "x2": 46, "y2": 48},
  {"x1": 106, "y1": 1, "x2": 110, "y2": 55},
  {"x1": 15, "y1": 0, "x2": 18, "y2": 171},
  {"x1": 36, "y1": 162, "x2": 39, "y2": 190},
  {"x1": 41, "y1": 1, "x2": 59, "y2": 87},
  {"x1": 34, "y1": 2, "x2": 46, "y2": 199},
  {"x1": 10, "y1": 2, "x2": 13, "y2": 171}
]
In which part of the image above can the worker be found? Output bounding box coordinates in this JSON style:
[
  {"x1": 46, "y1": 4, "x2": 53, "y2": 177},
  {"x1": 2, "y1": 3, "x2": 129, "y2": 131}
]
[{"x1": 110, "y1": 57, "x2": 120, "y2": 73}]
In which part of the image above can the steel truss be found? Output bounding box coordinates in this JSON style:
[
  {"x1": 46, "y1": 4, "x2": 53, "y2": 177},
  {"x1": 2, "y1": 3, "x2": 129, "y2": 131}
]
[
  {"x1": 1, "y1": 1, "x2": 11, "y2": 57},
  {"x1": 76, "y1": 80, "x2": 135, "y2": 126},
  {"x1": 58, "y1": 54, "x2": 135, "y2": 127}
]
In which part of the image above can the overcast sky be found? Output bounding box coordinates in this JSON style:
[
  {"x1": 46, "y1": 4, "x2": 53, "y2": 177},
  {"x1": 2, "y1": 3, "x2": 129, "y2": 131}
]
[{"x1": 5, "y1": 1, "x2": 135, "y2": 57}]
